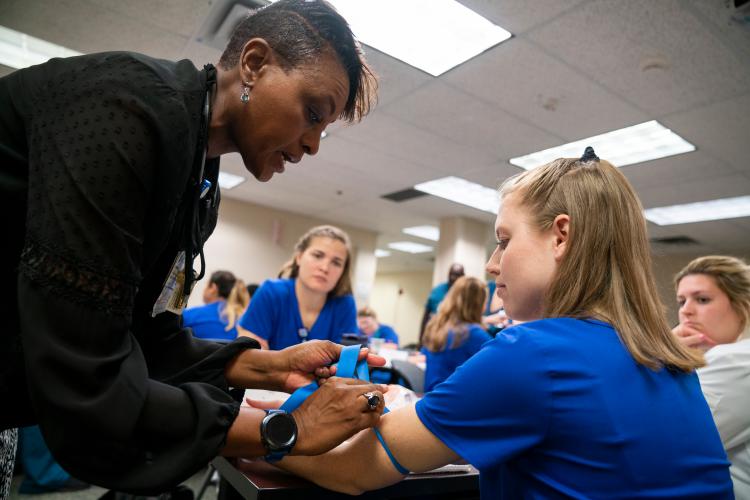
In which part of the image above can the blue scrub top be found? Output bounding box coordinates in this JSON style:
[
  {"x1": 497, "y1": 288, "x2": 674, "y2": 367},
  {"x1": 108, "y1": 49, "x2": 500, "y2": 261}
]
[
  {"x1": 416, "y1": 318, "x2": 733, "y2": 499},
  {"x1": 421, "y1": 323, "x2": 490, "y2": 392},
  {"x1": 238, "y1": 278, "x2": 357, "y2": 350},
  {"x1": 182, "y1": 301, "x2": 237, "y2": 341},
  {"x1": 425, "y1": 282, "x2": 449, "y2": 315},
  {"x1": 359, "y1": 324, "x2": 399, "y2": 345}
]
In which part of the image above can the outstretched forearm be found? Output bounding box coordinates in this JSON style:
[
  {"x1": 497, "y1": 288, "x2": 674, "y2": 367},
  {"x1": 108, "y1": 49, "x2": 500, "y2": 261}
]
[
  {"x1": 278, "y1": 405, "x2": 459, "y2": 495},
  {"x1": 280, "y1": 427, "x2": 404, "y2": 495}
]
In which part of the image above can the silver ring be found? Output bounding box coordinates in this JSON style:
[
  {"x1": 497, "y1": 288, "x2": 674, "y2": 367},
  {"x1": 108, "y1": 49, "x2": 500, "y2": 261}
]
[{"x1": 363, "y1": 392, "x2": 380, "y2": 411}]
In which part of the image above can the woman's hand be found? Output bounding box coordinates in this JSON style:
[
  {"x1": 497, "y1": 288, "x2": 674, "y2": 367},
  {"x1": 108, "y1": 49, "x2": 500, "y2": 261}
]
[
  {"x1": 225, "y1": 340, "x2": 386, "y2": 392},
  {"x1": 276, "y1": 341, "x2": 386, "y2": 393},
  {"x1": 672, "y1": 323, "x2": 717, "y2": 352},
  {"x1": 291, "y1": 377, "x2": 386, "y2": 456}
]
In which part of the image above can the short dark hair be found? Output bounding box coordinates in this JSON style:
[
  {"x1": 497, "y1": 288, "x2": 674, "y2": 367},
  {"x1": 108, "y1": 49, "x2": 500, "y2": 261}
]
[
  {"x1": 210, "y1": 270, "x2": 237, "y2": 299},
  {"x1": 219, "y1": 0, "x2": 377, "y2": 122}
]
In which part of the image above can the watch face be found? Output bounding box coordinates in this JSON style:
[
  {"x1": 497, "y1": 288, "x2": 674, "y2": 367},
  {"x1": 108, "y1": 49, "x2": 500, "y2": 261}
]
[{"x1": 266, "y1": 413, "x2": 296, "y2": 448}]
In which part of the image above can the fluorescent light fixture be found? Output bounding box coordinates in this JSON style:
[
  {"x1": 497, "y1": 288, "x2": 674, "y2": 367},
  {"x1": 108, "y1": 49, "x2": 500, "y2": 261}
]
[
  {"x1": 402, "y1": 225, "x2": 440, "y2": 241},
  {"x1": 415, "y1": 176, "x2": 499, "y2": 214},
  {"x1": 644, "y1": 195, "x2": 750, "y2": 226},
  {"x1": 375, "y1": 249, "x2": 391, "y2": 258},
  {"x1": 268, "y1": 0, "x2": 511, "y2": 76},
  {"x1": 0, "y1": 26, "x2": 82, "y2": 69},
  {"x1": 218, "y1": 171, "x2": 246, "y2": 190},
  {"x1": 509, "y1": 120, "x2": 696, "y2": 170},
  {"x1": 388, "y1": 241, "x2": 433, "y2": 254}
]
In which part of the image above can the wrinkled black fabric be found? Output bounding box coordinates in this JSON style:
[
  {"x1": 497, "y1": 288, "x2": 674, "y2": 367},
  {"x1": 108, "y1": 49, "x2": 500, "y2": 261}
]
[{"x1": 0, "y1": 52, "x2": 258, "y2": 494}]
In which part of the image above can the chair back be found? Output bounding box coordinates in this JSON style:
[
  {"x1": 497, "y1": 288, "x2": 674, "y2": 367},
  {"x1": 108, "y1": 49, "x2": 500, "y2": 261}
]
[{"x1": 391, "y1": 359, "x2": 425, "y2": 395}]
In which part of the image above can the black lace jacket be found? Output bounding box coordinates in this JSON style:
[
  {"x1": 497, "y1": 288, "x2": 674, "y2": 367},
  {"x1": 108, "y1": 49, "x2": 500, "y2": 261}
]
[{"x1": 0, "y1": 52, "x2": 256, "y2": 494}]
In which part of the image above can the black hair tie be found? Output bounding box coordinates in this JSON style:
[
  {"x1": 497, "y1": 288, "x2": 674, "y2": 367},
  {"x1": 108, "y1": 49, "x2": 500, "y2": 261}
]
[{"x1": 580, "y1": 146, "x2": 599, "y2": 162}]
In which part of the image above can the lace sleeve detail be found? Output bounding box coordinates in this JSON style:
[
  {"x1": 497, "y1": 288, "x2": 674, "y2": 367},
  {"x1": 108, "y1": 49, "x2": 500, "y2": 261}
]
[{"x1": 19, "y1": 238, "x2": 137, "y2": 317}]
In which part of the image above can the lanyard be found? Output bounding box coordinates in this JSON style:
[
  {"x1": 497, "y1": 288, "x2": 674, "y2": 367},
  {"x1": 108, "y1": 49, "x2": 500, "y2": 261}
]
[
  {"x1": 182, "y1": 64, "x2": 216, "y2": 296},
  {"x1": 279, "y1": 345, "x2": 410, "y2": 474}
]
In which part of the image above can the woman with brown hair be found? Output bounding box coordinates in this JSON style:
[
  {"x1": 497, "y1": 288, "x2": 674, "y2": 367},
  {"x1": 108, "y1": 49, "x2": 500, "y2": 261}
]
[
  {"x1": 238, "y1": 225, "x2": 357, "y2": 350},
  {"x1": 673, "y1": 255, "x2": 750, "y2": 498},
  {"x1": 421, "y1": 276, "x2": 491, "y2": 392},
  {"x1": 272, "y1": 148, "x2": 733, "y2": 499}
]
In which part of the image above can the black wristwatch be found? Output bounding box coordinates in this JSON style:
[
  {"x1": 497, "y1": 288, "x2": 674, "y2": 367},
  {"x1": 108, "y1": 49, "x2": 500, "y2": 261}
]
[{"x1": 260, "y1": 409, "x2": 298, "y2": 462}]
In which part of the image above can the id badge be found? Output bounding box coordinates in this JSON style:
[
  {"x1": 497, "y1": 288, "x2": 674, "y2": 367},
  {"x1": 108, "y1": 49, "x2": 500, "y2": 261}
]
[{"x1": 151, "y1": 251, "x2": 193, "y2": 317}]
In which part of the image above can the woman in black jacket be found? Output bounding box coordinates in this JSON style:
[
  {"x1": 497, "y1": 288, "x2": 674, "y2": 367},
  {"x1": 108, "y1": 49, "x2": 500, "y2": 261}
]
[{"x1": 0, "y1": 0, "x2": 381, "y2": 495}]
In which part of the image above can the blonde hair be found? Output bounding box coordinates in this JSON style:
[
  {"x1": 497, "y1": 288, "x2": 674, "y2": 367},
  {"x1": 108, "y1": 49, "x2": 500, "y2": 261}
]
[
  {"x1": 674, "y1": 255, "x2": 750, "y2": 332},
  {"x1": 358, "y1": 306, "x2": 377, "y2": 319},
  {"x1": 500, "y1": 156, "x2": 704, "y2": 372},
  {"x1": 423, "y1": 276, "x2": 487, "y2": 352},
  {"x1": 221, "y1": 279, "x2": 250, "y2": 331},
  {"x1": 278, "y1": 225, "x2": 353, "y2": 297}
]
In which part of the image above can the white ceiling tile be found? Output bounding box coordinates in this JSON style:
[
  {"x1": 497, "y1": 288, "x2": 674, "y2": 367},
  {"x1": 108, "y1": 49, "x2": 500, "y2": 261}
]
[
  {"x1": 661, "y1": 93, "x2": 750, "y2": 174},
  {"x1": 306, "y1": 136, "x2": 446, "y2": 189},
  {"x1": 364, "y1": 49, "x2": 434, "y2": 108},
  {"x1": 443, "y1": 38, "x2": 649, "y2": 141},
  {"x1": 82, "y1": 0, "x2": 211, "y2": 38},
  {"x1": 380, "y1": 78, "x2": 561, "y2": 160},
  {"x1": 683, "y1": 0, "x2": 750, "y2": 61},
  {"x1": 335, "y1": 112, "x2": 498, "y2": 175},
  {"x1": 528, "y1": 0, "x2": 750, "y2": 116},
  {"x1": 637, "y1": 172, "x2": 750, "y2": 209},
  {"x1": 0, "y1": 0, "x2": 189, "y2": 59},
  {"x1": 622, "y1": 150, "x2": 736, "y2": 194}
]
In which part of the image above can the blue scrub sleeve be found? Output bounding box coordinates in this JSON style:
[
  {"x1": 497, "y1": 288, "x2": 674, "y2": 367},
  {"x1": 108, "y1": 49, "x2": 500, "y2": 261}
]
[
  {"x1": 238, "y1": 280, "x2": 276, "y2": 341},
  {"x1": 415, "y1": 328, "x2": 550, "y2": 470}
]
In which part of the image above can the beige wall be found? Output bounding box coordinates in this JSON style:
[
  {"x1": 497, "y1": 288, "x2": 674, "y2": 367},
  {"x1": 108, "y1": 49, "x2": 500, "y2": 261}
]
[
  {"x1": 188, "y1": 195, "x2": 750, "y2": 340},
  {"x1": 187, "y1": 197, "x2": 377, "y2": 308},
  {"x1": 369, "y1": 270, "x2": 433, "y2": 347}
]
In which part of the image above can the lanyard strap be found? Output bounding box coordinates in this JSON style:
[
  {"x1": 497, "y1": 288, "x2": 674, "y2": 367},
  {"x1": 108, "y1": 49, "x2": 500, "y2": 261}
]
[{"x1": 279, "y1": 345, "x2": 409, "y2": 474}]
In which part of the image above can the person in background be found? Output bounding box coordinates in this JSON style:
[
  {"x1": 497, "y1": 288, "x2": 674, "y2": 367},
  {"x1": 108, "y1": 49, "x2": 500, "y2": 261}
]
[
  {"x1": 0, "y1": 0, "x2": 382, "y2": 494},
  {"x1": 673, "y1": 255, "x2": 750, "y2": 498},
  {"x1": 421, "y1": 276, "x2": 491, "y2": 392},
  {"x1": 183, "y1": 270, "x2": 249, "y2": 341},
  {"x1": 273, "y1": 149, "x2": 733, "y2": 498},
  {"x1": 238, "y1": 225, "x2": 357, "y2": 350},
  {"x1": 357, "y1": 307, "x2": 399, "y2": 347},
  {"x1": 418, "y1": 263, "x2": 465, "y2": 345}
]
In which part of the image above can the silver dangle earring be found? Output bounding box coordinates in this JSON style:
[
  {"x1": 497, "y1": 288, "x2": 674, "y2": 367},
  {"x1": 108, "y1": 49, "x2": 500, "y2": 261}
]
[{"x1": 240, "y1": 82, "x2": 250, "y2": 103}]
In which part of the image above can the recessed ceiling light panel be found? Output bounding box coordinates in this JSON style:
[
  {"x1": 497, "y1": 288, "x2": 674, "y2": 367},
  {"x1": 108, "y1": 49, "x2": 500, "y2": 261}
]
[
  {"x1": 0, "y1": 26, "x2": 82, "y2": 69},
  {"x1": 387, "y1": 241, "x2": 433, "y2": 254},
  {"x1": 402, "y1": 225, "x2": 440, "y2": 241},
  {"x1": 510, "y1": 120, "x2": 696, "y2": 170},
  {"x1": 415, "y1": 176, "x2": 499, "y2": 214},
  {"x1": 644, "y1": 195, "x2": 750, "y2": 225},
  {"x1": 268, "y1": 0, "x2": 511, "y2": 76}
]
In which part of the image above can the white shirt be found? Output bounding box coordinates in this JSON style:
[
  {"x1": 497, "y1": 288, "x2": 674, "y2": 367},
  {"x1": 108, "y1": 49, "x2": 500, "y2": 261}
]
[{"x1": 698, "y1": 338, "x2": 750, "y2": 500}]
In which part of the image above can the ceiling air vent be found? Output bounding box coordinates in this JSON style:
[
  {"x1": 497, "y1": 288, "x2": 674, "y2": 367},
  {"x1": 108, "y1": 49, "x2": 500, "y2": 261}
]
[
  {"x1": 195, "y1": 0, "x2": 267, "y2": 51},
  {"x1": 381, "y1": 188, "x2": 428, "y2": 203},
  {"x1": 649, "y1": 236, "x2": 699, "y2": 246}
]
